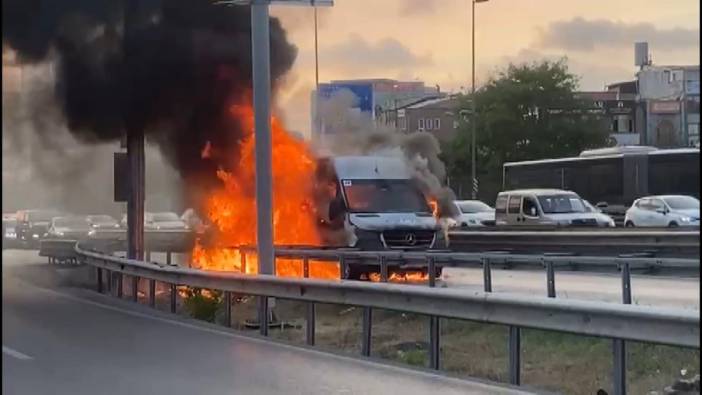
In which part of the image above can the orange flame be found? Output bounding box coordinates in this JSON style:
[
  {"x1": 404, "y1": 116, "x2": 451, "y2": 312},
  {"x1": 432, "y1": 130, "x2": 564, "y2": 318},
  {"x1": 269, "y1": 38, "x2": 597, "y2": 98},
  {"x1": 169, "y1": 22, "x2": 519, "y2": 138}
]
[
  {"x1": 367, "y1": 271, "x2": 429, "y2": 283},
  {"x1": 192, "y1": 101, "x2": 339, "y2": 280}
]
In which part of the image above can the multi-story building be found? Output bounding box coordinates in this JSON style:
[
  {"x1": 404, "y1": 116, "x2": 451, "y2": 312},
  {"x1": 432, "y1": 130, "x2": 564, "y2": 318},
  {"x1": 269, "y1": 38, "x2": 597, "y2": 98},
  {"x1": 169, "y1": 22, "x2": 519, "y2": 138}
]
[
  {"x1": 576, "y1": 80, "x2": 640, "y2": 146},
  {"x1": 311, "y1": 78, "x2": 441, "y2": 144},
  {"x1": 637, "y1": 64, "x2": 700, "y2": 147},
  {"x1": 397, "y1": 96, "x2": 461, "y2": 143}
]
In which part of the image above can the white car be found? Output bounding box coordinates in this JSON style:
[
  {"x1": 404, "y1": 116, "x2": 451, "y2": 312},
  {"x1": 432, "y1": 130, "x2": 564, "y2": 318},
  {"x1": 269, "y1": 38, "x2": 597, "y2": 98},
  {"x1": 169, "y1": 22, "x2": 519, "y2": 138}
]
[
  {"x1": 454, "y1": 200, "x2": 495, "y2": 228},
  {"x1": 582, "y1": 200, "x2": 616, "y2": 227},
  {"x1": 624, "y1": 195, "x2": 700, "y2": 228}
]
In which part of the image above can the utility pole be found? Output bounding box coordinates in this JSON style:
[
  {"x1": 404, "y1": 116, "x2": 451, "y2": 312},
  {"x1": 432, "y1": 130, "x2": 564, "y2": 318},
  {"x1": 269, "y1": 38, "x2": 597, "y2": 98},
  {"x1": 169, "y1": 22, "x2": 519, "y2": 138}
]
[
  {"x1": 251, "y1": 0, "x2": 274, "y2": 335},
  {"x1": 471, "y1": 0, "x2": 489, "y2": 199},
  {"x1": 125, "y1": 0, "x2": 145, "y2": 261}
]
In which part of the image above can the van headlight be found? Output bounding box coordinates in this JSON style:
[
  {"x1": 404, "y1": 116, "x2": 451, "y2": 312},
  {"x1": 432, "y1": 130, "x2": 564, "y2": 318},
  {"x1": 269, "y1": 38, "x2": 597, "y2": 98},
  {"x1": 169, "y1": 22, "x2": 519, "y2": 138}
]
[
  {"x1": 680, "y1": 216, "x2": 691, "y2": 223},
  {"x1": 88, "y1": 229, "x2": 96, "y2": 236}
]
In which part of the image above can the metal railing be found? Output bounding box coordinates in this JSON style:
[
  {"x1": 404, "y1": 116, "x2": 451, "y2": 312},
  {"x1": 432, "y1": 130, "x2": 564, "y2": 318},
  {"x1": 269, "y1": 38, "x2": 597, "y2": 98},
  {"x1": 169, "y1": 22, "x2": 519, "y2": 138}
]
[{"x1": 74, "y1": 243, "x2": 699, "y2": 395}]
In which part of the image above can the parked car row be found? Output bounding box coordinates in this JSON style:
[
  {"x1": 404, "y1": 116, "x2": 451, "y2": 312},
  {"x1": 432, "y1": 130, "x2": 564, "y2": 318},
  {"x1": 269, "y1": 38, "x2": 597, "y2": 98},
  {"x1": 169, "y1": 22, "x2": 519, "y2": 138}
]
[
  {"x1": 452, "y1": 190, "x2": 699, "y2": 229},
  {"x1": 3, "y1": 209, "x2": 197, "y2": 249}
]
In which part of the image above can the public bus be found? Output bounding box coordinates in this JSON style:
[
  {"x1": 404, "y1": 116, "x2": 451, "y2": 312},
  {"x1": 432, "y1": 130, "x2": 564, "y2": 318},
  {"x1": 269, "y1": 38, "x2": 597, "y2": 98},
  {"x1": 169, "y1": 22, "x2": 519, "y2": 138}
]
[{"x1": 502, "y1": 146, "x2": 700, "y2": 223}]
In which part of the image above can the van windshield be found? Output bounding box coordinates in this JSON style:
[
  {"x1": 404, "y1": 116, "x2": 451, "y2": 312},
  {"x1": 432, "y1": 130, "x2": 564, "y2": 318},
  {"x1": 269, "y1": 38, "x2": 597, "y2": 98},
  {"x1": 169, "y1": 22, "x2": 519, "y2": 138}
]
[
  {"x1": 343, "y1": 179, "x2": 431, "y2": 214},
  {"x1": 538, "y1": 195, "x2": 587, "y2": 214}
]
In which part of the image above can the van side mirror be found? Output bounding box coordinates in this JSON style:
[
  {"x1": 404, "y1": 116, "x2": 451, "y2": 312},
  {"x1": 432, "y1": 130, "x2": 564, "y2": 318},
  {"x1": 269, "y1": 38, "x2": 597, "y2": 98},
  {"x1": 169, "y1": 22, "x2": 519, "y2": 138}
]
[
  {"x1": 328, "y1": 198, "x2": 345, "y2": 221},
  {"x1": 656, "y1": 208, "x2": 667, "y2": 215},
  {"x1": 529, "y1": 207, "x2": 537, "y2": 217},
  {"x1": 595, "y1": 202, "x2": 608, "y2": 209}
]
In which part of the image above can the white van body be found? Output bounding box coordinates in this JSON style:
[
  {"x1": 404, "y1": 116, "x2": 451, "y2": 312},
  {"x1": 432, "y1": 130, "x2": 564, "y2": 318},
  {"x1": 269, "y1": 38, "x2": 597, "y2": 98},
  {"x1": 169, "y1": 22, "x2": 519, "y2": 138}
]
[
  {"x1": 326, "y1": 156, "x2": 444, "y2": 250},
  {"x1": 495, "y1": 189, "x2": 606, "y2": 227}
]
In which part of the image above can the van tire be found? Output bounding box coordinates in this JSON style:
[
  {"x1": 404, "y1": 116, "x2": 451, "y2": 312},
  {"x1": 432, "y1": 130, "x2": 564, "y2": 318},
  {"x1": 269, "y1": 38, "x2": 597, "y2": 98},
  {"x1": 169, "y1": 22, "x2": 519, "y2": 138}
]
[
  {"x1": 625, "y1": 221, "x2": 635, "y2": 227},
  {"x1": 668, "y1": 222, "x2": 679, "y2": 228}
]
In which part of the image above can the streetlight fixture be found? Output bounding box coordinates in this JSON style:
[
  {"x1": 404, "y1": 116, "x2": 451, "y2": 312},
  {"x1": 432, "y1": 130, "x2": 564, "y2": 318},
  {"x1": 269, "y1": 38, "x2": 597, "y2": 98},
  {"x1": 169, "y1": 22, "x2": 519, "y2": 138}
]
[{"x1": 471, "y1": 0, "x2": 489, "y2": 199}]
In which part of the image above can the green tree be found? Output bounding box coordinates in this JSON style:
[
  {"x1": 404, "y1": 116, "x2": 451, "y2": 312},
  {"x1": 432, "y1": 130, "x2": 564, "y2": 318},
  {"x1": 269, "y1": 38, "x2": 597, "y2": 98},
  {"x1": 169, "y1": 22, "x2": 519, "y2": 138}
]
[{"x1": 444, "y1": 59, "x2": 612, "y2": 200}]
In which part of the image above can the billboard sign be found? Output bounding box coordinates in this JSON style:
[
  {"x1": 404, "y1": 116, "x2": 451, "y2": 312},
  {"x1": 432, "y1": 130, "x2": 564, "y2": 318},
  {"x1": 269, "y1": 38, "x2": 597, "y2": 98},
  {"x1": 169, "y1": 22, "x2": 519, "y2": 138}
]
[
  {"x1": 686, "y1": 80, "x2": 700, "y2": 96},
  {"x1": 650, "y1": 101, "x2": 681, "y2": 114},
  {"x1": 318, "y1": 83, "x2": 374, "y2": 114}
]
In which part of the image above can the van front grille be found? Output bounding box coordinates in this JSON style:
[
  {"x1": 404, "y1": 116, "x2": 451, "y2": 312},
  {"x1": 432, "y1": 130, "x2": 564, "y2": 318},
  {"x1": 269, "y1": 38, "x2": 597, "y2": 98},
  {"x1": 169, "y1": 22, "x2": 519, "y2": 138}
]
[{"x1": 381, "y1": 230, "x2": 435, "y2": 249}]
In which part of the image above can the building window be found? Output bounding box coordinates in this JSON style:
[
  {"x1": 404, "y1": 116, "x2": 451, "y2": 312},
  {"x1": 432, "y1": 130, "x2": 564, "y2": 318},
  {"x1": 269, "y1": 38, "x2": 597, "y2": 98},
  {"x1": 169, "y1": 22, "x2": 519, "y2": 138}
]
[
  {"x1": 418, "y1": 118, "x2": 424, "y2": 131},
  {"x1": 611, "y1": 119, "x2": 618, "y2": 132},
  {"x1": 434, "y1": 118, "x2": 441, "y2": 129},
  {"x1": 628, "y1": 119, "x2": 633, "y2": 132},
  {"x1": 399, "y1": 117, "x2": 407, "y2": 131},
  {"x1": 426, "y1": 118, "x2": 433, "y2": 130}
]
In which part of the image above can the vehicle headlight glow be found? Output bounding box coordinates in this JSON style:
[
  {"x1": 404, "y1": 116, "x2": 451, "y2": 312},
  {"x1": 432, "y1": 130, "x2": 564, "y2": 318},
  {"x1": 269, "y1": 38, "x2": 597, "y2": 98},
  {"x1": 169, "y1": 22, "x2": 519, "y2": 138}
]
[
  {"x1": 680, "y1": 216, "x2": 691, "y2": 222},
  {"x1": 88, "y1": 229, "x2": 96, "y2": 236},
  {"x1": 32, "y1": 233, "x2": 40, "y2": 238}
]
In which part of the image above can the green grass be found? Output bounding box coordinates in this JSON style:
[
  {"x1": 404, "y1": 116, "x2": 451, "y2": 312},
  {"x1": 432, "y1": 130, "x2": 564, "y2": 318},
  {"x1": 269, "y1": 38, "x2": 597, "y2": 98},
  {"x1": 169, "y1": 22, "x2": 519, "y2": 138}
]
[{"x1": 179, "y1": 298, "x2": 699, "y2": 395}]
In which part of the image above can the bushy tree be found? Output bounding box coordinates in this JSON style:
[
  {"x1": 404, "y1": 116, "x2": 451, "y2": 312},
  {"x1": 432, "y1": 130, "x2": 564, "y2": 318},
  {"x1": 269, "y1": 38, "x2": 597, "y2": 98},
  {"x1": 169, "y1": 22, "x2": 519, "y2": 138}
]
[{"x1": 444, "y1": 59, "x2": 612, "y2": 200}]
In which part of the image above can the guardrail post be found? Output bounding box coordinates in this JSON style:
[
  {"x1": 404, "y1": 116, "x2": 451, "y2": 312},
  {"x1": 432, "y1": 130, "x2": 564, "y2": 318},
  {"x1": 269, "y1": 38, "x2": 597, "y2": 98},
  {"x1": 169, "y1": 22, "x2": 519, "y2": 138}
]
[
  {"x1": 132, "y1": 276, "x2": 139, "y2": 302},
  {"x1": 362, "y1": 307, "x2": 372, "y2": 357},
  {"x1": 170, "y1": 283, "x2": 176, "y2": 313},
  {"x1": 545, "y1": 260, "x2": 556, "y2": 298},
  {"x1": 258, "y1": 296, "x2": 269, "y2": 337},
  {"x1": 509, "y1": 326, "x2": 521, "y2": 385},
  {"x1": 339, "y1": 255, "x2": 346, "y2": 280},
  {"x1": 429, "y1": 316, "x2": 440, "y2": 370},
  {"x1": 427, "y1": 255, "x2": 440, "y2": 369},
  {"x1": 427, "y1": 256, "x2": 436, "y2": 288},
  {"x1": 117, "y1": 273, "x2": 123, "y2": 298},
  {"x1": 482, "y1": 257, "x2": 492, "y2": 292},
  {"x1": 303, "y1": 256, "x2": 316, "y2": 346},
  {"x1": 303, "y1": 257, "x2": 310, "y2": 278},
  {"x1": 106, "y1": 269, "x2": 112, "y2": 293},
  {"x1": 149, "y1": 279, "x2": 156, "y2": 308},
  {"x1": 224, "y1": 291, "x2": 232, "y2": 328},
  {"x1": 613, "y1": 261, "x2": 632, "y2": 395},
  {"x1": 96, "y1": 268, "x2": 103, "y2": 293},
  {"x1": 379, "y1": 255, "x2": 388, "y2": 282}
]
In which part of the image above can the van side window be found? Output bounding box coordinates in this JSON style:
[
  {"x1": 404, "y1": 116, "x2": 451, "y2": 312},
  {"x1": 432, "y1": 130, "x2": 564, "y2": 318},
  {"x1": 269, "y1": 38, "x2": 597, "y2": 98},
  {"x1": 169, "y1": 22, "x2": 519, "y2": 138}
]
[
  {"x1": 507, "y1": 195, "x2": 521, "y2": 214},
  {"x1": 495, "y1": 196, "x2": 508, "y2": 214},
  {"x1": 522, "y1": 197, "x2": 539, "y2": 217}
]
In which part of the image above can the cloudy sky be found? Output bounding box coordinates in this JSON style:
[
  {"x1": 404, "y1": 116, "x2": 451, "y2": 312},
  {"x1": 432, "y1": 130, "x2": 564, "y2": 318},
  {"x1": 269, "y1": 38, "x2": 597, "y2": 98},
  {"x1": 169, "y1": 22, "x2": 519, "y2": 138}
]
[{"x1": 271, "y1": 0, "x2": 700, "y2": 136}]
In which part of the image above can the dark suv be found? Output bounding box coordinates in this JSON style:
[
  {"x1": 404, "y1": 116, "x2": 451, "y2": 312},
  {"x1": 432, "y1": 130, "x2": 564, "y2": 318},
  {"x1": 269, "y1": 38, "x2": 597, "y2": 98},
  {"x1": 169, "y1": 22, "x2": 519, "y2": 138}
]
[{"x1": 16, "y1": 209, "x2": 61, "y2": 247}]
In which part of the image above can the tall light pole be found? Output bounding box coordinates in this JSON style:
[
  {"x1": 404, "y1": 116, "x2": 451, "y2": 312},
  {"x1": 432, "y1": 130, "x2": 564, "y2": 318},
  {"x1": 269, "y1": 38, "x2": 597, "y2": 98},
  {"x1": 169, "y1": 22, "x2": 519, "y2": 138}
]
[
  {"x1": 313, "y1": 4, "x2": 320, "y2": 141},
  {"x1": 471, "y1": 0, "x2": 489, "y2": 199}
]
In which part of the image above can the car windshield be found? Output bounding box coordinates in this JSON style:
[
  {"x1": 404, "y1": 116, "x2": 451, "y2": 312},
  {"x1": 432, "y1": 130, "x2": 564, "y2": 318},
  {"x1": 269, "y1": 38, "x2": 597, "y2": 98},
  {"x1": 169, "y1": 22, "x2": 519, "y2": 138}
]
[
  {"x1": 538, "y1": 195, "x2": 587, "y2": 214},
  {"x1": 88, "y1": 215, "x2": 116, "y2": 223},
  {"x1": 457, "y1": 201, "x2": 494, "y2": 214},
  {"x1": 152, "y1": 213, "x2": 181, "y2": 222},
  {"x1": 54, "y1": 218, "x2": 90, "y2": 229},
  {"x1": 663, "y1": 196, "x2": 700, "y2": 210},
  {"x1": 343, "y1": 179, "x2": 431, "y2": 214}
]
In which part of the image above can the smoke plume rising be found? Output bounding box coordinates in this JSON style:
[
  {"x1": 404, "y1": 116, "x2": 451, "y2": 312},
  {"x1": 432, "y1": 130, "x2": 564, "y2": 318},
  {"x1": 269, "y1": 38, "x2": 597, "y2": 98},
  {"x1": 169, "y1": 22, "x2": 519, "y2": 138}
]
[
  {"x1": 315, "y1": 90, "x2": 459, "y2": 220},
  {"x1": 2, "y1": 0, "x2": 297, "y2": 211}
]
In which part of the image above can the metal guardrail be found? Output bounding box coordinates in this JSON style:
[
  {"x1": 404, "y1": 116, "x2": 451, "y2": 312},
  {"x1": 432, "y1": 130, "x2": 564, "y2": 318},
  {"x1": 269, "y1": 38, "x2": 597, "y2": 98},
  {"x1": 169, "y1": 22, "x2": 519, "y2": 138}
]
[{"x1": 74, "y1": 243, "x2": 699, "y2": 395}]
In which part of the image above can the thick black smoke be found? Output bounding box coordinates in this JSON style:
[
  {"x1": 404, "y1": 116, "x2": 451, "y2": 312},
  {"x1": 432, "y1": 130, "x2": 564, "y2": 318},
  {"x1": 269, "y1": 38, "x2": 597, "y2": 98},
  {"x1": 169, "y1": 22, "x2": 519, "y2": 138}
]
[{"x1": 2, "y1": 0, "x2": 297, "y2": 208}]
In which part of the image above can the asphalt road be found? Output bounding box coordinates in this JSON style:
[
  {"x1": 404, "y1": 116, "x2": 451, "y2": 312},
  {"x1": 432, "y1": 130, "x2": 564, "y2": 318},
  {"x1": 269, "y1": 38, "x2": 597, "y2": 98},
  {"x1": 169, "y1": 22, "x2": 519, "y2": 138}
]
[
  {"x1": 442, "y1": 267, "x2": 700, "y2": 310},
  {"x1": 2, "y1": 250, "x2": 534, "y2": 395}
]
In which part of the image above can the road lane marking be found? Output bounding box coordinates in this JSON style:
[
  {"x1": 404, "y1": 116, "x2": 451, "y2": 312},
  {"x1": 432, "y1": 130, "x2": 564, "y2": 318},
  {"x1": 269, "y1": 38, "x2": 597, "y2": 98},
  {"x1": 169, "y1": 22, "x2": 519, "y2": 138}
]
[{"x1": 2, "y1": 346, "x2": 33, "y2": 360}]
